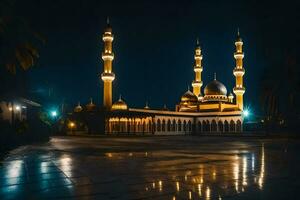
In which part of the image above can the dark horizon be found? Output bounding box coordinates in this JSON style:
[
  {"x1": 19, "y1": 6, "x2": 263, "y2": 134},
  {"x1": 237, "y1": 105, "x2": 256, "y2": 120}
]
[{"x1": 2, "y1": 0, "x2": 299, "y2": 114}]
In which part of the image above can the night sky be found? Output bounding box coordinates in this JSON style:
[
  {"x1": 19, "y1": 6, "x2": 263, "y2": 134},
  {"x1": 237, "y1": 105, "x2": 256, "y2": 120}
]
[{"x1": 12, "y1": 0, "x2": 298, "y2": 112}]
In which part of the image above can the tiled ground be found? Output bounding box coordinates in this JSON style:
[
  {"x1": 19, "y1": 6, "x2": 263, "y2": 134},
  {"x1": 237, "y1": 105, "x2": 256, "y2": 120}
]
[{"x1": 0, "y1": 136, "x2": 300, "y2": 199}]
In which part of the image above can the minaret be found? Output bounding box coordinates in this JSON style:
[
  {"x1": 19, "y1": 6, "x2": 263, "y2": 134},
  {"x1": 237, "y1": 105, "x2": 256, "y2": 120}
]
[
  {"x1": 192, "y1": 38, "x2": 203, "y2": 97},
  {"x1": 233, "y1": 29, "x2": 245, "y2": 110},
  {"x1": 101, "y1": 18, "x2": 115, "y2": 109}
]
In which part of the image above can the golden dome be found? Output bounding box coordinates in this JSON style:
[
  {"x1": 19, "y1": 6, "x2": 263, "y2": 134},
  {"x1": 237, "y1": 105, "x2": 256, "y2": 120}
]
[
  {"x1": 86, "y1": 98, "x2": 96, "y2": 111},
  {"x1": 111, "y1": 96, "x2": 128, "y2": 111},
  {"x1": 181, "y1": 90, "x2": 198, "y2": 102},
  {"x1": 204, "y1": 80, "x2": 227, "y2": 96},
  {"x1": 74, "y1": 102, "x2": 83, "y2": 113}
]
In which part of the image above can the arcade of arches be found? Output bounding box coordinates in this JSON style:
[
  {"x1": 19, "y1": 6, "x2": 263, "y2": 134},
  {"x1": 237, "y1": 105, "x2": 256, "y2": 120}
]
[{"x1": 107, "y1": 117, "x2": 242, "y2": 134}]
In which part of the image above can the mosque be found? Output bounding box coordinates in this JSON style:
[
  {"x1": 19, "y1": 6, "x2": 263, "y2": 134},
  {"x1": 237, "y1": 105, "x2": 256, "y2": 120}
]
[{"x1": 72, "y1": 20, "x2": 246, "y2": 135}]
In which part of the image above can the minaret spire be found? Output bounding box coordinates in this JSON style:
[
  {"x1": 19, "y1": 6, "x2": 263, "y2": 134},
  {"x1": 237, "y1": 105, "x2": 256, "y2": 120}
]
[
  {"x1": 106, "y1": 17, "x2": 110, "y2": 25},
  {"x1": 214, "y1": 72, "x2": 217, "y2": 80},
  {"x1": 233, "y1": 29, "x2": 245, "y2": 110},
  {"x1": 101, "y1": 18, "x2": 115, "y2": 109},
  {"x1": 191, "y1": 38, "x2": 203, "y2": 97}
]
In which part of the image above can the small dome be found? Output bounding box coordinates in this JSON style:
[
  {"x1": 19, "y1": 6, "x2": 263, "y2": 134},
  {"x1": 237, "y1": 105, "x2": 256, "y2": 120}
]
[
  {"x1": 228, "y1": 92, "x2": 234, "y2": 97},
  {"x1": 181, "y1": 90, "x2": 198, "y2": 102},
  {"x1": 112, "y1": 96, "x2": 128, "y2": 111},
  {"x1": 144, "y1": 102, "x2": 150, "y2": 109},
  {"x1": 204, "y1": 80, "x2": 227, "y2": 96},
  {"x1": 162, "y1": 104, "x2": 169, "y2": 111},
  {"x1": 74, "y1": 102, "x2": 83, "y2": 113},
  {"x1": 86, "y1": 98, "x2": 96, "y2": 111}
]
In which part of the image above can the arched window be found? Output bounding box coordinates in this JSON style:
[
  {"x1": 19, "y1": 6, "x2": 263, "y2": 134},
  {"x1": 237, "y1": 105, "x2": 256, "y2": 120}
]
[
  {"x1": 218, "y1": 121, "x2": 223, "y2": 132},
  {"x1": 178, "y1": 120, "x2": 182, "y2": 131},
  {"x1": 167, "y1": 119, "x2": 171, "y2": 131},
  {"x1": 188, "y1": 120, "x2": 192, "y2": 132},
  {"x1": 162, "y1": 119, "x2": 166, "y2": 132},
  {"x1": 172, "y1": 119, "x2": 176, "y2": 131},
  {"x1": 183, "y1": 120, "x2": 187, "y2": 132},
  {"x1": 157, "y1": 119, "x2": 161, "y2": 132},
  {"x1": 211, "y1": 120, "x2": 217, "y2": 132},
  {"x1": 224, "y1": 120, "x2": 229, "y2": 132},
  {"x1": 230, "y1": 120, "x2": 235, "y2": 132},
  {"x1": 197, "y1": 121, "x2": 202, "y2": 133},
  {"x1": 236, "y1": 120, "x2": 242, "y2": 132}
]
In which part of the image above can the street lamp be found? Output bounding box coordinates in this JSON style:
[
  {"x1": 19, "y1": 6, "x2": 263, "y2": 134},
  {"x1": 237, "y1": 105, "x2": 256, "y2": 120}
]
[
  {"x1": 69, "y1": 122, "x2": 75, "y2": 134},
  {"x1": 50, "y1": 111, "x2": 57, "y2": 118},
  {"x1": 243, "y1": 109, "x2": 250, "y2": 118}
]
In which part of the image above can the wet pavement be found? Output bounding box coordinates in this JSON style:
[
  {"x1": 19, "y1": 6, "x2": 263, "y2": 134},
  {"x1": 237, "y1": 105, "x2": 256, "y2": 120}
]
[{"x1": 0, "y1": 136, "x2": 300, "y2": 200}]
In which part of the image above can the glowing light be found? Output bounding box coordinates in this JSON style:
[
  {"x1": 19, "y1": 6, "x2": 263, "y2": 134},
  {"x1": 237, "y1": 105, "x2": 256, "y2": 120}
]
[
  {"x1": 15, "y1": 105, "x2": 21, "y2": 111},
  {"x1": 233, "y1": 157, "x2": 240, "y2": 192},
  {"x1": 9, "y1": 107, "x2": 13, "y2": 111},
  {"x1": 51, "y1": 111, "x2": 57, "y2": 117},
  {"x1": 243, "y1": 109, "x2": 250, "y2": 117},
  {"x1": 242, "y1": 156, "x2": 248, "y2": 186},
  {"x1": 188, "y1": 191, "x2": 192, "y2": 199},
  {"x1": 158, "y1": 180, "x2": 163, "y2": 192},
  {"x1": 69, "y1": 122, "x2": 75, "y2": 128},
  {"x1": 176, "y1": 181, "x2": 180, "y2": 192},
  {"x1": 206, "y1": 187, "x2": 211, "y2": 200},
  {"x1": 198, "y1": 184, "x2": 202, "y2": 197},
  {"x1": 258, "y1": 144, "x2": 265, "y2": 189}
]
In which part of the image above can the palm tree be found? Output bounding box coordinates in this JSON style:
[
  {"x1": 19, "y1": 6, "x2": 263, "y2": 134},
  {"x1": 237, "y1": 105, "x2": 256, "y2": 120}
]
[{"x1": 0, "y1": 0, "x2": 45, "y2": 74}]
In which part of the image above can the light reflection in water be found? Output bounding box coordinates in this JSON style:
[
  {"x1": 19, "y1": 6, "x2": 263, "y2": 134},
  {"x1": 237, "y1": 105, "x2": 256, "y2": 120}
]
[
  {"x1": 198, "y1": 184, "x2": 202, "y2": 197},
  {"x1": 258, "y1": 143, "x2": 265, "y2": 189},
  {"x1": 242, "y1": 156, "x2": 248, "y2": 186},
  {"x1": 158, "y1": 180, "x2": 162, "y2": 192},
  {"x1": 233, "y1": 158, "x2": 240, "y2": 192},
  {"x1": 5, "y1": 160, "x2": 23, "y2": 187},
  {"x1": 252, "y1": 153, "x2": 255, "y2": 171},
  {"x1": 176, "y1": 181, "x2": 180, "y2": 192},
  {"x1": 206, "y1": 186, "x2": 211, "y2": 200},
  {"x1": 7, "y1": 160, "x2": 23, "y2": 178},
  {"x1": 128, "y1": 147, "x2": 265, "y2": 198},
  {"x1": 59, "y1": 156, "x2": 72, "y2": 177}
]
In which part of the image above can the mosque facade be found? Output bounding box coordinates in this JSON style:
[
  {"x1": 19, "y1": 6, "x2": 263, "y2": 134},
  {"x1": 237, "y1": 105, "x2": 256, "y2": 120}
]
[{"x1": 72, "y1": 20, "x2": 246, "y2": 135}]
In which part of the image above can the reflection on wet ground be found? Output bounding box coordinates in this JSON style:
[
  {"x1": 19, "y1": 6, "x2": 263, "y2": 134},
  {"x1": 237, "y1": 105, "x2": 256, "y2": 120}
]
[{"x1": 0, "y1": 136, "x2": 300, "y2": 199}]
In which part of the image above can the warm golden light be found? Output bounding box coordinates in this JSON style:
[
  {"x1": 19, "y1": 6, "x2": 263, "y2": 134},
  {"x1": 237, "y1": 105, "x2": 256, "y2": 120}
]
[
  {"x1": 69, "y1": 122, "x2": 75, "y2": 128},
  {"x1": 176, "y1": 181, "x2": 180, "y2": 192},
  {"x1": 158, "y1": 180, "x2": 163, "y2": 192},
  {"x1": 206, "y1": 186, "x2": 211, "y2": 200},
  {"x1": 258, "y1": 144, "x2": 265, "y2": 189}
]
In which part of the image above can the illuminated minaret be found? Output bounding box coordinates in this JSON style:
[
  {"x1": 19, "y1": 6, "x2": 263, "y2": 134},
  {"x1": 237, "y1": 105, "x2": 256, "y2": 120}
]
[
  {"x1": 101, "y1": 18, "x2": 115, "y2": 109},
  {"x1": 192, "y1": 38, "x2": 203, "y2": 98},
  {"x1": 233, "y1": 29, "x2": 245, "y2": 110}
]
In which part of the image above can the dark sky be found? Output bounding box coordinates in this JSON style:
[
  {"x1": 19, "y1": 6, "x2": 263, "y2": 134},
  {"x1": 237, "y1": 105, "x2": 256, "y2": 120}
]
[{"x1": 14, "y1": 0, "x2": 297, "y2": 111}]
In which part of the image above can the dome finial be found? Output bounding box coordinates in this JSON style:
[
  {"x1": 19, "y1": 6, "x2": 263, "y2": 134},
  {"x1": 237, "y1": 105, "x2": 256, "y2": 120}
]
[
  {"x1": 196, "y1": 37, "x2": 199, "y2": 45},
  {"x1": 106, "y1": 17, "x2": 110, "y2": 25},
  {"x1": 188, "y1": 85, "x2": 190, "y2": 91},
  {"x1": 119, "y1": 94, "x2": 122, "y2": 100},
  {"x1": 90, "y1": 98, "x2": 93, "y2": 103},
  {"x1": 214, "y1": 72, "x2": 217, "y2": 80},
  {"x1": 78, "y1": 101, "x2": 81, "y2": 106}
]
